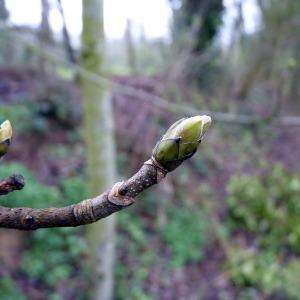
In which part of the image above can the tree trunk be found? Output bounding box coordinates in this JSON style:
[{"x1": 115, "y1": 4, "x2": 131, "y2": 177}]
[
  {"x1": 57, "y1": 0, "x2": 77, "y2": 64},
  {"x1": 40, "y1": 0, "x2": 53, "y2": 44},
  {"x1": 80, "y1": 1, "x2": 116, "y2": 299},
  {"x1": 38, "y1": 0, "x2": 53, "y2": 73},
  {"x1": 125, "y1": 19, "x2": 137, "y2": 75}
]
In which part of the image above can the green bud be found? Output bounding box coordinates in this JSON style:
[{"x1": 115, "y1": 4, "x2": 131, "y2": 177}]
[
  {"x1": 152, "y1": 115, "x2": 211, "y2": 172},
  {"x1": 0, "y1": 120, "x2": 13, "y2": 159}
]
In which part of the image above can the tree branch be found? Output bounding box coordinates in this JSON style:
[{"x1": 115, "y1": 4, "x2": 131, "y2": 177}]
[
  {"x1": 0, "y1": 115, "x2": 211, "y2": 230},
  {"x1": 0, "y1": 159, "x2": 164, "y2": 230}
]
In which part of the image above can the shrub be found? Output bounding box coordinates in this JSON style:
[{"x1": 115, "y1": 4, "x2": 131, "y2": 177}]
[{"x1": 225, "y1": 163, "x2": 300, "y2": 298}]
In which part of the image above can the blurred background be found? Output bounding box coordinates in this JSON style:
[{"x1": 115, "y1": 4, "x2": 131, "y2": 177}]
[{"x1": 0, "y1": 0, "x2": 300, "y2": 299}]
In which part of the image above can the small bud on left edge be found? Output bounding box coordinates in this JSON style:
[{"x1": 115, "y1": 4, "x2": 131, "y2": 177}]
[{"x1": 0, "y1": 120, "x2": 13, "y2": 158}]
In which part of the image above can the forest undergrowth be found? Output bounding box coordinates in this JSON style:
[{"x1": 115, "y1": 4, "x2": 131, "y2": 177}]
[{"x1": 1, "y1": 67, "x2": 300, "y2": 299}]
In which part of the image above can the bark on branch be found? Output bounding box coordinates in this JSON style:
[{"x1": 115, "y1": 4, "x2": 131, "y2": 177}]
[{"x1": 0, "y1": 159, "x2": 166, "y2": 230}]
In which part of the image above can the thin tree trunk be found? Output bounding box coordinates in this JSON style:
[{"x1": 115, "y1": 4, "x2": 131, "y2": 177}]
[
  {"x1": 57, "y1": 0, "x2": 77, "y2": 63},
  {"x1": 38, "y1": 0, "x2": 52, "y2": 73},
  {"x1": 81, "y1": 1, "x2": 116, "y2": 299},
  {"x1": 125, "y1": 19, "x2": 137, "y2": 75},
  {"x1": 40, "y1": 0, "x2": 53, "y2": 44}
]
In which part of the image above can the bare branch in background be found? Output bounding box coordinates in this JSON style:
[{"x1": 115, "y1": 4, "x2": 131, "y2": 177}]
[
  {"x1": 2, "y1": 27, "x2": 300, "y2": 126},
  {"x1": 57, "y1": 0, "x2": 77, "y2": 64}
]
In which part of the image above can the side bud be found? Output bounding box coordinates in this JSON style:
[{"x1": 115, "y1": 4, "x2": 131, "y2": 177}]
[
  {"x1": 0, "y1": 120, "x2": 13, "y2": 159},
  {"x1": 152, "y1": 115, "x2": 211, "y2": 172}
]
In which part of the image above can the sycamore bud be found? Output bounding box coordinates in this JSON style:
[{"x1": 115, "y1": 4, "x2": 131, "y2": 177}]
[
  {"x1": 152, "y1": 115, "x2": 211, "y2": 172},
  {"x1": 0, "y1": 120, "x2": 13, "y2": 159}
]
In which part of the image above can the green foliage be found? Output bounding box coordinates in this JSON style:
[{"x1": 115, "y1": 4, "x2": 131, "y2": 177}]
[
  {"x1": 192, "y1": 155, "x2": 210, "y2": 176},
  {"x1": 115, "y1": 195, "x2": 212, "y2": 298},
  {"x1": 162, "y1": 206, "x2": 210, "y2": 268},
  {"x1": 0, "y1": 277, "x2": 28, "y2": 300},
  {"x1": 115, "y1": 207, "x2": 153, "y2": 300},
  {"x1": 0, "y1": 163, "x2": 88, "y2": 208},
  {"x1": 225, "y1": 163, "x2": 300, "y2": 298},
  {"x1": 227, "y1": 248, "x2": 300, "y2": 299},
  {"x1": 116, "y1": 151, "x2": 130, "y2": 176},
  {"x1": 21, "y1": 227, "x2": 86, "y2": 288},
  {"x1": 227, "y1": 164, "x2": 300, "y2": 251},
  {"x1": 0, "y1": 91, "x2": 80, "y2": 138},
  {"x1": 0, "y1": 162, "x2": 88, "y2": 298},
  {"x1": 0, "y1": 163, "x2": 60, "y2": 208},
  {"x1": 0, "y1": 101, "x2": 49, "y2": 135},
  {"x1": 60, "y1": 176, "x2": 89, "y2": 206}
]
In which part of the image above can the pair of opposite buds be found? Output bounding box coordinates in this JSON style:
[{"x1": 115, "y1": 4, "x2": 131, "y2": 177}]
[{"x1": 0, "y1": 120, "x2": 12, "y2": 160}]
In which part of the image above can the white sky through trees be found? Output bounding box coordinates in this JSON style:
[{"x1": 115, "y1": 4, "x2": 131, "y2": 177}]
[
  {"x1": 5, "y1": 0, "x2": 172, "y2": 40},
  {"x1": 5, "y1": 0, "x2": 259, "y2": 45}
]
